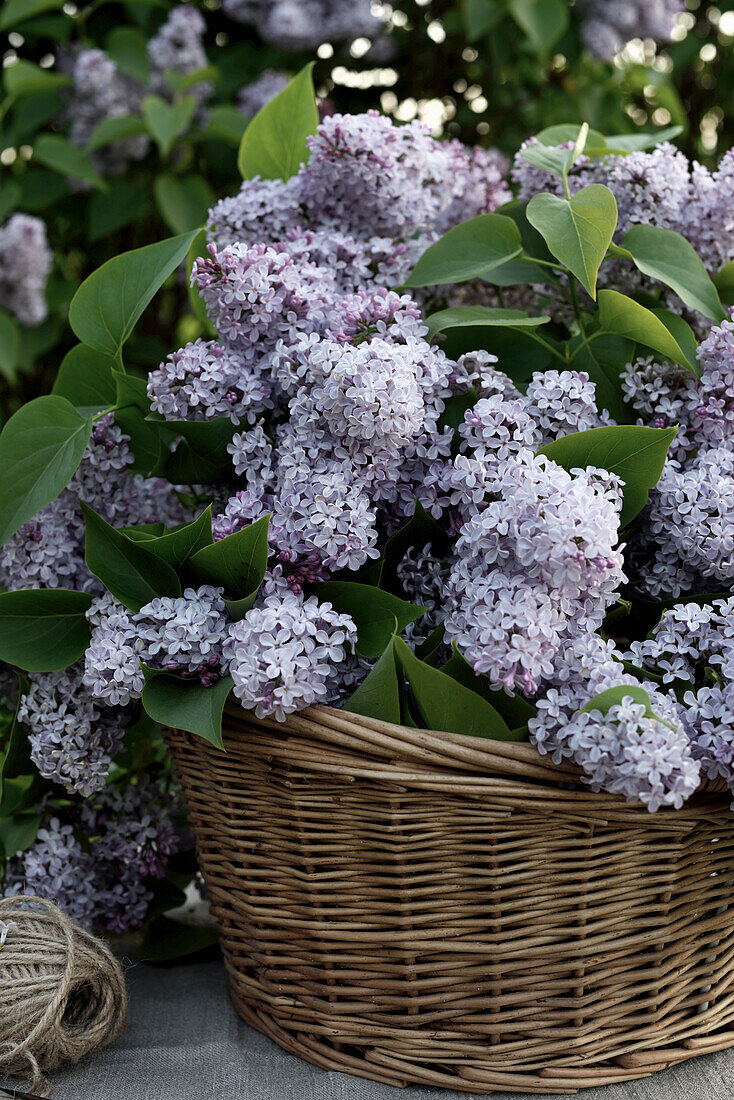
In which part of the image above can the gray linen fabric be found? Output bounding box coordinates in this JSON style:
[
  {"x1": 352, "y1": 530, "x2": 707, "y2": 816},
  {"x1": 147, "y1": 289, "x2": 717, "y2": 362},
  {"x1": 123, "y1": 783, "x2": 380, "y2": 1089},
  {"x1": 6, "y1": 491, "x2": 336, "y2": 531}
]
[{"x1": 44, "y1": 959, "x2": 733, "y2": 1100}]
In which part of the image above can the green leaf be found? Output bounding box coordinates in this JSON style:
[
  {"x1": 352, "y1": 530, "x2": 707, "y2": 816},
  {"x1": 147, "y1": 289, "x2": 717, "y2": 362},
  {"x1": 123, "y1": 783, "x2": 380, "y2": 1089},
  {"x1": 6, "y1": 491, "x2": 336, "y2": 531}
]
[
  {"x1": 201, "y1": 104, "x2": 248, "y2": 146},
  {"x1": 163, "y1": 417, "x2": 238, "y2": 483},
  {"x1": 649, "y1": 308, "x2": 699, "y2": 370},
  {"x1": 343, "y1": 639, "x2": 401, "y2": 724},
  {"x1": 0, "y1": 312, "x2": 20, "y2": 384},
  {"x1": 82, "y1": 502, "x2": 181, "y2": 612},
  {"x1": 508, "y1": 0, "x2": 568, "y2": 51},
  {"x1": 142, "y1": 669, "x2": 233, "y2": 748},
  {"x1": 394, "y1": 637, "x2": 516, "y2": 740},
  {"x1": 106, "y1": 26, "x2": 150, "y2": 83},
  {"x1": 441, "y1": 646, "x2": 536, "y2": 729},
  {"x1": 3, "y1": 59, "x2": 70, "y2": 98},
  {"x1": 154, "y1": 173, "x2": 215, "y2": 235},
  {"x1": 621, "y1": 224, "x2": 726, "y2": 322},
  {"x1": 85, "y1": 114, "x2": 147, "y2": 152},
  {"x1": 189, "y1": 514, "x2": 269, "y2": 600},
  {"x1": 426, "y1": 305, "x2": 550, "y2": 339},
  {"x1": 0, "y1": 396, "x2": 94, "y2": 546},
  {"x1": 403, "y1": 214, "x2": 522, "y2": 288},
  {"x1": 714, "y1": 261, "x2": 734, "y2": 307},
  {"x1": 142, "y1": 95, "x2": 197, "y2": 158},
  {"x1": 597, "y1": 289, "x2": 699, "y2": 374},
  {"x1": 0, "y1": 672, "x2": 32, "y2": 810},
  {"x1": 520, "y1": 142, "x2": 578, "y2": 179},
  {"x1": 312, "y1": 581, "x2": 425, "y2": 658},
  {"x1": 527, "y1": 185, "x2": 618, "y2": 299},
  {"x1": 141, "y1": 507, "x2": 213, "y2": 569},
  {"x1": 52, "y1": 344, "x2": 116, "y2": 415},
  {"x1": 0, "y1": 181, "x2": 21, "y2": 222},
  {"x1": 185, "y1": 228, "x2": 215, "y2": 334},
  {"x1": 0, "y1": 812, "x2": 42, "y2": 861},
  {"x1": 536, "y1": 124, "x2": 607, "y2": 148},
  {"x1": 0, "y1": 0, "x2": 64, "y2": 31},
  {"x1": 32, "y1": 134, "x2": 107, "y2": 191},
  {"x1": 581, "y1": 684, "x2": 676, "y2": 730},
  {"x1": 462, "y1": 0, "x2": 504, "y2": 40},
  {"x1": 602, "y1": 127, "x2": 683, "y2": 152},
  {"x1": 539, "y1": 424, "x2": 677, "y2": 526},
  {"x1": 113, "y1": 371, "x2": 166, "y2": 476},
  {"x1": 87, "y1": 178, "x2": 148, "y2": 242},
  {"x1": 238, "y1": 61, "x2": 318, "y2": 181},
  {"x1": 0, "y1": 589, "x2": 93, "y2": 672},
  {"x1": 69, "y1": 232, "x2": 198, "y2": 359},
  {"x1": 568, "y1": 331, "x2": 633, "y2": 424}
]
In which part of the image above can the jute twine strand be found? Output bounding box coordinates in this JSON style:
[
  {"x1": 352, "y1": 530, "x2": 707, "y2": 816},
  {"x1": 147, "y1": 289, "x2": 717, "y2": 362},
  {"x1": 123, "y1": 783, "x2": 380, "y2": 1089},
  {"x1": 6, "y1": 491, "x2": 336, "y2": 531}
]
[{"x1": 0, "y1": 896, "x2": 128, "y2": 1096}]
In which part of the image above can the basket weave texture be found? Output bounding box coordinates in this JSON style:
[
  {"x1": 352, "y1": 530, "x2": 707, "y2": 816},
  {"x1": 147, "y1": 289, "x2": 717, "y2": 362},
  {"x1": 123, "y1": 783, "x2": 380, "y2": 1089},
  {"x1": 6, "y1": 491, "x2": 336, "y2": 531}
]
[{"x1": 166, "y1": 702, "x2": 734, "y2": 1094}]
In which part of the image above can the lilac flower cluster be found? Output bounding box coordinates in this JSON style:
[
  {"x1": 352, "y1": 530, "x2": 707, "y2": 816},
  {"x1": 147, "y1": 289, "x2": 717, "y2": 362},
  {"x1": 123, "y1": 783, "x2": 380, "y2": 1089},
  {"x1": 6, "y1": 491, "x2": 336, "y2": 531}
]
[
  {"x1": 624, "y1": 317, "x2": 734, "y2": 597},
  {"x1": 4, "y1": 776, "x2": 178, "y2": 933},
  {"x1": 207, "y1": 111, "x2": 511, "y2": 288},
  {"x1": 625, "y1": 600, "x2": 734, "y2": 797},
  {"x1": 575, "y1": 0, "x2": 684, "y2": 60},
  {"x1": 61, "y1": 6, "x2": 211, "y2": 174},
  {"x1": 0, "y1": 214, "x2": 52, "y2": 326},
  {"x1": 225, "y1": 586, "x2": 358, "y2": 720},
  {"x1": 222, "y1": 0, "x2": 383, "y2": 50},
  {"x1": 83, "y1": 587, "x2": 229, "y2": 708},
  {"x1": 527, "y1": 634, "x2": 700, "y2": 811},
  {"x1": 444, "y1": 452, "x2": 625, "y2": 694}
]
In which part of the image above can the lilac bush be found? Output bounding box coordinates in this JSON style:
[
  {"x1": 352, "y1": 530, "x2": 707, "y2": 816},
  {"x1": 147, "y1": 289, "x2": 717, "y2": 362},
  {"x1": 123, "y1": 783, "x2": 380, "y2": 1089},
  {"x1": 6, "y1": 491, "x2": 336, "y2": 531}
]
[{"x1": 4, "y1": 83, "x2": 734, "y2": 940}]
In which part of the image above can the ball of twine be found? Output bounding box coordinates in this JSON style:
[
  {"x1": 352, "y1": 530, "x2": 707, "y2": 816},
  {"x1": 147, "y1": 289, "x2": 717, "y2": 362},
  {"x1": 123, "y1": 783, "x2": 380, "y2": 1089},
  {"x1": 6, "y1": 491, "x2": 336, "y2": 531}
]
[{"x1": 0, "y1": 895, "x2": 128, "y2": 1096}]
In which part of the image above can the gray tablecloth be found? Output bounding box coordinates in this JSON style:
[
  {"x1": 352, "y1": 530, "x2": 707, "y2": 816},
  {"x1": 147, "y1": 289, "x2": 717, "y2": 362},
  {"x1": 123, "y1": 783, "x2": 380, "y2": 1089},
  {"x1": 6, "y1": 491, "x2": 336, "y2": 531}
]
[{"x1": 41, "y1": 958, "x2": 732, "y2": 1100}]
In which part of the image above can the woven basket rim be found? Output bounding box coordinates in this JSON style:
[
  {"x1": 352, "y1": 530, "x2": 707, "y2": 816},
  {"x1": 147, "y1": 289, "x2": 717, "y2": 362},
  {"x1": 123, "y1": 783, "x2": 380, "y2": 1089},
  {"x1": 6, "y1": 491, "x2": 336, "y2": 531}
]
[{"x1": 219, "y1": 700, "x2": 728, "y2": 813}]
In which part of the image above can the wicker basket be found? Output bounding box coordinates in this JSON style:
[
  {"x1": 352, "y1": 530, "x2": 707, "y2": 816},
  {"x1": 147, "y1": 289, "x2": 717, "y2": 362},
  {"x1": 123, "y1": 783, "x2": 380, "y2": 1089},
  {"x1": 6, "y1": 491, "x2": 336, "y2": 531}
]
[{"x1": 166, "y1": 701, "x2": 734, "y2": 1094}]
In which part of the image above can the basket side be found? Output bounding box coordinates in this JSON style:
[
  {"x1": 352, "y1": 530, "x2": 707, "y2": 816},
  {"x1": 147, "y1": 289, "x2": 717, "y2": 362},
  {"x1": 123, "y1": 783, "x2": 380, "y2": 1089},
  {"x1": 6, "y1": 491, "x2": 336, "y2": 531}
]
[{"x1": 166, "y1": 706, "x2": 734, "y2": 1094}]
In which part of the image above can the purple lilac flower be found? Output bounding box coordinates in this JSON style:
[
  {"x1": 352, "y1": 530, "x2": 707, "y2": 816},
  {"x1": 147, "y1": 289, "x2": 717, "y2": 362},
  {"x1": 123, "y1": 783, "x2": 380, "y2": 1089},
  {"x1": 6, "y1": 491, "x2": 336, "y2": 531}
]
[
  {"x1": 18, "y1": 665, "x2": 126, "y2": 797},
  {"x1": 444, "y1": 452, "x2": 625, "y2": 693},
  {"x1": 148, "y1": 339, "x2": 274, "y2": 425},
  {"x1": 0, "y1": 214, "x2": 52, "y2": 325},
  {"x1": 225, "y1": 589, "x2": 357, "y2": 720}
]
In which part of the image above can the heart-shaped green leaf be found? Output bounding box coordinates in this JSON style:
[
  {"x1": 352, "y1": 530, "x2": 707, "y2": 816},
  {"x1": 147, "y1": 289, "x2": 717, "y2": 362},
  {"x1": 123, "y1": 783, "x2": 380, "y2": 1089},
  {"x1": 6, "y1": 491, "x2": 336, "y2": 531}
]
[
  {"x1": 598, "y1": 289, "x2": 699, "y2": 374},
  {"x1": 52, "y1": 344, "x2": 116, "y2": 416},
  {"x1": 189, "y1": 515, "x2": 270, "y2": 601},
  {"x1": 142, "y1": 669, "x2": 233, "y2": 749},
  {"x1": 527, "y1": 184, "x2": 618, "y2": 299},
  {"x1": 394, "y1": 636, "x2": 518, "y2": 740},
  {"x1": 142, "y1": 95, "x2": 197, "y2": 158}
]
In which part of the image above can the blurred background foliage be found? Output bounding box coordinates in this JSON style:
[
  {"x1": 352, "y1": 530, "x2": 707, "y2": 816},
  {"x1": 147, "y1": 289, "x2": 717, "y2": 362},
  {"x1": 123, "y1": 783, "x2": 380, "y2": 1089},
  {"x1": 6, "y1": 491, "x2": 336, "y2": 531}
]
[{"x1": 0, "y1": 0, "x2": 732, "y2": 422}]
